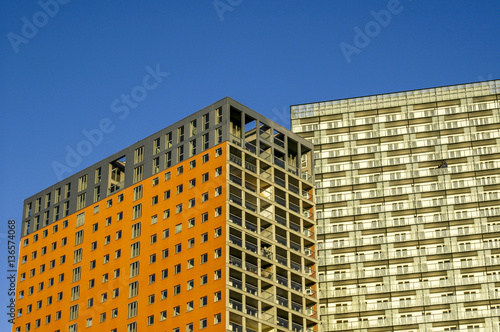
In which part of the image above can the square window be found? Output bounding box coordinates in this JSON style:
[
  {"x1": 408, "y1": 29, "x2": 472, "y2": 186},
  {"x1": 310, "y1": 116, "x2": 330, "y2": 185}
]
[
  {"x1": 151, "y1": 234, "x2": 157, "y2": 244},
  {"x1": 150, "y1": 254, "x2": 156, "y2": 264},
  {"x1": 164, "y1": 209, "x2": 170, "y2": 219},
  {"x1": 152, "y1": 177, "x2": 159, "y2": 186},
  {"x1": 149, "y1": 274, "x2": 156, "y2": 284},
  {"x1": 162, "y1": 248, "x2": 169, "y2": 259},
  {"x1": 162, "y1": 269, "x2": 168, "y2": 279},
  {"x1": 173, "y1": 306, "x2": 180, "y2": 317},
  {"x1": 189, "y1": 159, "x2": 196, "y2": 169},
  {"x1": 148, "y1": 294, "x2": 155, "y2": 305},
  {"x1": 187, "y1": 258, "x2": 194, "y2": 269},
  {"x1": 161, "y1": 289, "x2": 168, "y2": 300},
  {"x1": 91, "y1": 242, "x2": 97, "y2": 251},
  {"x1": 152, "y1": 195, "x2": 158, "y2": 205},
  {"x1": 189, "y1": 198, "x2": 195, "y2": 208},
  {"x1": 200, "y1": 318, "x2": 207, "y2": 329},
  {"x1": 214, "y1": 248, "x2": 222, "y2": 259},
  {"x1": 215, "y1": 147, "x2": 222, "y2": 157},
  {"x1": 214, "y1": 291, "x2": 221, "y2": 302}
]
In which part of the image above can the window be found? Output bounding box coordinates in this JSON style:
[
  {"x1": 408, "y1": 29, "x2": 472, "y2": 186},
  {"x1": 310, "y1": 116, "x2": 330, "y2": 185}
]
[
  {"x1": 214, "y1": 291, "x2": 221, "y2": 302},
  {"x1": 166, "y1": 132, "x2": 173, "y2": 148},
  {"x1": 201, "y1": 253, "x2": 208, "y2": 264},
  {"x1": 214, "y1": 313, "x2": 221, "y2": 324},
  {"x1": 189, "y1": 198, "x2": 195, "y2": 208},
  {"x1": 187, "y1": 279, "x2": 194, "y2": 290},
  {"x1": 215, "y1": 186, "x2": 222, "y2": 197},
  {"x1": 215, "y1": 206, "x2": 222, "y2": 217},
  {"x1": 152, "y1": 195, "x2": 158, "y2": 206},
  {"x1": 90, "y1": 259, "x2": 96, "y2": 269},
  {"x1": 214, "y1": 269, "x2": 222, "y2": 280},
  {"x1": 129, "y1": 281, "x2": 139, "y2": 298},
  {"x1": 113, "y1": 288, "x2": 119, "y2": 298},
  {"x1": 174, "y1": 264, "x2": 181, "y2": 274},
  {"x1": 101, "y1": 292, "x2": 108, "y2": 302},
  {"x1": 130, "y1": 261, "x2": 140, "y2": 278},
  {"x1": 102, "y1": 273, "x2": 108, "y2": 283},
  {"x1": 202, "y1": 173, "x2": 209, "y2": 184},
  {"x1": 215, "y1": 166, "x2": 222, "y2": 177},
  {"x1": 200, "y1": 296, "x2": 208, "y2": 307},
  {"x1": 202, "y1": 133, "x2": 209, "y2": 151},
  {"x1": 106, "y1": 217, "x2": 111, "y2": 226},
  {"x1": 176, "y1": 204, "x2": 183, "y2": 214},
  {"x1": 78, "y1": 175, "x2": 88, "y2": 191},
  {"x1": 188, "y1": 258, "x2": 194, "y2": 269},
  {"x1": 148, "y1": 294, "x2": 155, "y2": 305},
  {"x1": 165, "y1": 171, "x2": 171, "y2": 181},
  {"x1": 148, "y1": 315, "x2": 154, "y2": 326},
  {"x1": 116, "y1": 230, "x2": 122, "y2": 239},
  {"x1": 130, "y1": 242, "x2": 140, "y2": 258},
  {"x1": 201, "y1": 232, "x2": 208, "y2": 243},
  {"x1": 173, "y1": 306, "x2": 180, "y2": 317},
  {"x1": 77, "y1": 193, "x2": 86, "y2": 210},
  {"x1": 134, "y1": 146, "x2": 144, "y2": 164},
  {"x1": 202, "y1": 153, "x2": 209, "y2": 163},
  {"x1": 151, "y1": 234, "x2": 157, "y2": 244},
  {"x1": 175, "y1": 243, "x2": 182, "y2": 254},
  {"x1": 161, "y1": 289, "x2": 168, "y2": 300},
  {"x1": 162, "y1": 268, "x2": 168, "y2": 279},
  {"x1": 150, "y1": 253, "x2": 156, "y2": 264},
  {"x1": 187, "y1": 300, "x2": 194, "y2": 312},
  {"x1": 133, "y1": 165, "x2": 143, "y2": 183},
  {"x1": 215, "y1": 108, "x2": 222, "y2": 123},
  {"x1": 118, "y1": 193, "x2": 124, "y2": 202},
  {"x1": 107, "y1": 199, "x2": 112, "y2": 207},
  {"x1": 214, "y1": 248, "x2": 222, "y2": 258},
  {"x1": 215, "y1": 147, "x2": 222, "y2": 157},
  {"x1": 203, "y1": 113, "x2": 209, "y2": 130},
  {"x1": 128, "y1": 301, "x2": 138, "y2": 318},
  {"x1": 104, "y1": 235, "x2": 111, "y2": 244},
  {"x1": 201, "y1": 192, "x2": 208, "y2": 202},
  {"x1": 215, "y1": 227, "x2": 222, "y2": 238},
  {"x1": 149, "y1": 274, "x2": 156, "y2": 284},
  {"x1": 163, "y1": 229, "x2": 170, "y2": 239},
  {"x1": 65, "y1": 183, "x2": 71, "y2": 198},
  {"x1": 164, "y1": 190, "x2": 171, "y2": 200},
  {"x1": 200, "y1": 318, "x2": 207, "y2": 329},
  {"x1": 178, "y1": 126, "x2": 184, "y2": 143},
  {"x1": 188, "y1": 218, "x2": 195, "y2": 228},
  {"x1": 200, "y1": 274, "x2": 208, "y2": 285},
  {"x1": 115, "y1": 249, "x2": 121, "y2": 259},
  {"x1": 153, "y1": 137, "x2": 161, "y2": 154},
  {"x1": 100, "y1": 312, "x2": 106, "y2": 323},
  {"x1": 187, "y1": 323, "x2": 193, "y2": 332},
  {"x1": 164, "y1": 209, "x2": 170, "y2": 219},
  {"x1": 165, "y1": 151, "x2": 172, "y2": 168},
  {"x1": 189, "y1": 140, "x2": 196, "y2": 157},
  {"x1": 133, "y1": 185, "x2": 143, "y2": 201},
  {"x1": 177, "y1": 184, "x2": 183, "y2": 194},
  {"x1": 216, "y1": 127, "x2": 222, "y2": 143},
  {"x1": 117, "y1": 211, "x2": 123, "y2": 220},
  {"x1": 73, "y1": 248, "x2": 82, "y2": 263},
  {"x1": 174, "y1": 284, "x2": 181, "y2": 295},
  {"x1": 160, "y1": 310, "x2": 167, "y2": 321},
  {"x1": 132, "y1": 203, "x2": 142, "y2": 219},
  {"x1": 114, "y1": 269, "x2": 120, "y2": 278},
  {"x1": 189, "y1": 159, "x2": 196, "y2": 169},
  {"x1": 189, "y1": 178, "x2": 196, "y2": 188},
  {"x1": 188, "y1": 238, "x2": 195, "y2": 248},
  {"x1": 75, "y1": 230, "x2": 84, "y2": 245},
  {"x1": 202, "y1": 212, "x2": 208, "y2": 223},
  {"x1": 177, "y1": 146, "x2": 184, "y2": 162},
  {"x1": 175, "y1": 223, "x2": 182, "y2": 234},
  {"x1": 103, "y1": 254, "x2": 110, "y2": 264},
  {"x1": 131, "y1": 222, "x2": 141, "y2": 239},
  {"x1": 112, "y1": 308, "x2": 118, "y2": 318},
  {"x1": 72, "y1": 267, "x2": 81, "y2": 282}
]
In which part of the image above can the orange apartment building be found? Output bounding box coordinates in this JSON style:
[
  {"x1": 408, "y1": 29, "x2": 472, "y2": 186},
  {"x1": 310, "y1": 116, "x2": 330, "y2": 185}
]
[{"x1": 13, "y1": 98, "x2": 319, "y2": 332}]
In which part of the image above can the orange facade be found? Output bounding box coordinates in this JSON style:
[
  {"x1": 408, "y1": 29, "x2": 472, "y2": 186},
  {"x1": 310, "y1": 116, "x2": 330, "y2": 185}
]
[{"x1": 14, "y1": 143, "x2": 228, "y2": 332}]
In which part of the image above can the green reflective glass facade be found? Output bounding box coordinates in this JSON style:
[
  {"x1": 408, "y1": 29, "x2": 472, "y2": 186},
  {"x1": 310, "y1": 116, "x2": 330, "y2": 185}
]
[{"x1": 291, "y1": 80, "x2": 500, "y2": 332}]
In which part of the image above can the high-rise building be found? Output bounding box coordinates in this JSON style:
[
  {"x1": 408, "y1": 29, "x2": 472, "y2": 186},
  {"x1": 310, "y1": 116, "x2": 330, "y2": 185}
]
[
  {"x1": 14, "y1": 98, "x2": 319, "y2": 332},
  {"x1": 291, "y1": 80, "x2": 500, "y2": 332}
]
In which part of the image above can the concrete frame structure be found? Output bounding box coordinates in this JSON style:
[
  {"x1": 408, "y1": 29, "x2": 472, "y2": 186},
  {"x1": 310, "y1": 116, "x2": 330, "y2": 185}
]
[
  {"x1": 291, "y1": 80, "x2": 500, "y2": 332},
  {"x1": 15, "y1": 98, "x2": 319, "y2": 332}
]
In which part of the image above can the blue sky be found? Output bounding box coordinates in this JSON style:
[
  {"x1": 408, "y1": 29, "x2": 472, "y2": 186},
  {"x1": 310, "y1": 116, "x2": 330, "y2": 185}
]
[{"x1": 1, "y1": 0, "x2": 499, "y2": 330}]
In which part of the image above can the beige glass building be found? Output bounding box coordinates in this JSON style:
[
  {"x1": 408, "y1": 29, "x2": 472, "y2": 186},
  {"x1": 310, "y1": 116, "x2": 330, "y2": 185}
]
[{"x1": 290, "y1": 80, "x2": 500, "y2": 332}]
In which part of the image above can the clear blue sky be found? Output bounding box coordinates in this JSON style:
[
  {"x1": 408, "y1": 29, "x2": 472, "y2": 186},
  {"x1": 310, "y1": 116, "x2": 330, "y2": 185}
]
[{"x1": 1, "y1": 1, "x2": 499, "y2": 330}]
